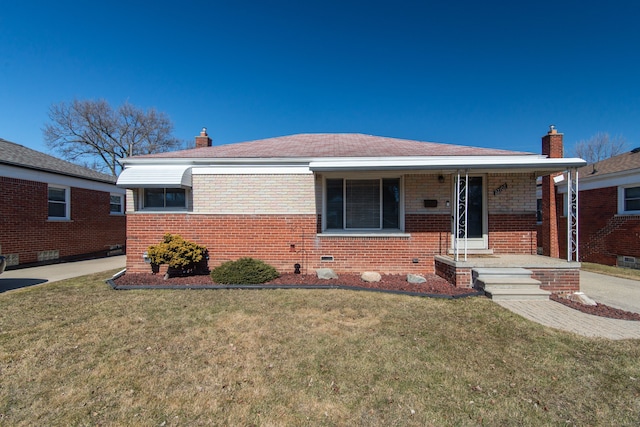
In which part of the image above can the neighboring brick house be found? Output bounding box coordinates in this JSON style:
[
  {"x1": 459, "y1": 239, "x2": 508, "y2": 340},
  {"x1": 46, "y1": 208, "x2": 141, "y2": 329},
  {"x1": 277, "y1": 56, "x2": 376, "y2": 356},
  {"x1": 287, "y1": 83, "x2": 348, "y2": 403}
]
[
  {"x1": 554, "y1": 147, "x2": 640, "y2": 268},
  {"x1": 117, "y1": 128, "x2": 585, "y2": 288},
  {"x1": 0, "y1": 138, "x2": 126, "y2": 268}
]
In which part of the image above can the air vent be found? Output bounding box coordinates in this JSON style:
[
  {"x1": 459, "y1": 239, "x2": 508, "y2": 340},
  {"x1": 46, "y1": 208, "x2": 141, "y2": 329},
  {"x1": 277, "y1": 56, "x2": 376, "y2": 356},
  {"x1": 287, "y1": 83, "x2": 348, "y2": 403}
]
[{"x1": 320, "y1": 255, "x2": 334, "y2": 262}]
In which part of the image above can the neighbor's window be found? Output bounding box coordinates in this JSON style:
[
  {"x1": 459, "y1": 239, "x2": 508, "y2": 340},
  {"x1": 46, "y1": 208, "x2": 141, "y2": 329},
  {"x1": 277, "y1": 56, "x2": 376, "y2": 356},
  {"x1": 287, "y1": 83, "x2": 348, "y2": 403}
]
[
  {"x1": 48, "y1": 186, "x2": 69, "y2": 220},
  {"x1": 325, "y1": 178, "x2": 400, "y2": 230},
  {"x1": 623, "y1": 186, "x2": 640, "y2": 213},
  {"x1": 143, "y1": 188, "x2": 186, "y2": 209},
  {"x1": 110, "y1": 194, "x2": 124, "y2": 214}
]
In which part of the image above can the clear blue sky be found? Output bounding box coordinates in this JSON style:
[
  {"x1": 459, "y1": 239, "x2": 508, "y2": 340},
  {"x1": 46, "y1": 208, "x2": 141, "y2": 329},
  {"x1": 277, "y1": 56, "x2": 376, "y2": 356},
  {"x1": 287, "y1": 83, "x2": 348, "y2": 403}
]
[{"x1": 1, "y1": 0, "x2": 639, "y2": 158}]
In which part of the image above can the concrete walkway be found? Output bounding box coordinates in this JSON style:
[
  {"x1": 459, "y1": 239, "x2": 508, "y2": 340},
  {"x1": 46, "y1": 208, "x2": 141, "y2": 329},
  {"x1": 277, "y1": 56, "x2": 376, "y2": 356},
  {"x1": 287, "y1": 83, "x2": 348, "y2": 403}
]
[
  {"x1": 496, "y1": 299, "x2": 640, "y2": 340},
  {"x1": 495, "y1": 270, "x2": 640, "y2": 340},
  {"x1": 0, "y1": 256, "x2": 125, "y2": 293}
]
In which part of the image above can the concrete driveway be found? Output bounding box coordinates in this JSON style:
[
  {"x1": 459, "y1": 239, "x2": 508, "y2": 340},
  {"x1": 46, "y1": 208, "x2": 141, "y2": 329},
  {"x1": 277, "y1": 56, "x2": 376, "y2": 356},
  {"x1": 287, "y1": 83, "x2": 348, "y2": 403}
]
[
  {"x1": 580, "y1": 270, "x2": 640, "y2": 314},
  {"x1": 0, "y1": 256, "x2": 125, "y2": 293}
]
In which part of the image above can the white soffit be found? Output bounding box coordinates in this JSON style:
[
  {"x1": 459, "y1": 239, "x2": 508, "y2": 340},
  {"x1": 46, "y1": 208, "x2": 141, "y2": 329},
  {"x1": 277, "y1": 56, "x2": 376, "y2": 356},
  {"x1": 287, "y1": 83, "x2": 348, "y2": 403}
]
[{"x1": 116, "y1": 165, "x2": 192, "y2": 188}]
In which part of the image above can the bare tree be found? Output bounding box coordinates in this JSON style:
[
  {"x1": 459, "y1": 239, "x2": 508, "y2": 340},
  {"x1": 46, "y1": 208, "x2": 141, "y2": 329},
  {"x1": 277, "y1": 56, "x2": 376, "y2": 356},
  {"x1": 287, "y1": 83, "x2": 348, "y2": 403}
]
[
  {"x1": 43, "y1": 99, "x2": 183, "y2": 176},
  {"x1": 573, "y1": 132, "x2": 628, "y2": 163}
]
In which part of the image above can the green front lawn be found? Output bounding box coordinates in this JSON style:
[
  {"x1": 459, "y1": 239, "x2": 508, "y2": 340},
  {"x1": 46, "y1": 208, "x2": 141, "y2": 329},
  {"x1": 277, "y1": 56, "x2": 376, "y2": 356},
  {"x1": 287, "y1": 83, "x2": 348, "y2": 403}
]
[{"x1": 1, "y1": 270, "x2": 639, "y2": 426}]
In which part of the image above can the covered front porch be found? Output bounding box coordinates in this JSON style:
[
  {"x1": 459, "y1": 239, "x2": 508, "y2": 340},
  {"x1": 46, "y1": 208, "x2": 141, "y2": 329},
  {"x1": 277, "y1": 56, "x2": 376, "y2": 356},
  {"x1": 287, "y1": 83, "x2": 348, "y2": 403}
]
[{"x1": 435, "y1": 254, "x2": 581, "y2": 295}]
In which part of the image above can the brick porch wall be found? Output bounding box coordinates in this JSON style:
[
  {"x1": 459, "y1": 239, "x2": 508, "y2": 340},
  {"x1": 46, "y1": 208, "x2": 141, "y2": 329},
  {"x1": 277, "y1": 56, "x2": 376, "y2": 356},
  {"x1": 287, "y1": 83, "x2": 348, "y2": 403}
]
[
  {"x1": 434, "y1": 261, "x2": 473, "y2": 288},
  {"x1": 531, "y1": 268, "x2": 580, "y2": 294}
]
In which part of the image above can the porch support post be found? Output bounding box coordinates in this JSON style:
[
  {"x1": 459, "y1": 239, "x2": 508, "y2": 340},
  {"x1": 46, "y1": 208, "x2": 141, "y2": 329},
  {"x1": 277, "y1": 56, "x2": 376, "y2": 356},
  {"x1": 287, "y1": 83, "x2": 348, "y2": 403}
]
[
  {"x1": 567, "y1": 168, "x2": 579, "y2": 262},
  {"x1": 454, "y1": 170, "x2": 469, "y2": 261}
]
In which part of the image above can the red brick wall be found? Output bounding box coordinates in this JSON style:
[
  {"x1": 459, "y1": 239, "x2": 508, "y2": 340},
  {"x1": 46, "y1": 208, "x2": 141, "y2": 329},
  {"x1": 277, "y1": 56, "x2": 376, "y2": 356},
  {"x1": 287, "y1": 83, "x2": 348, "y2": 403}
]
[
  {"x1": 575, "y1": 186, "x2": 640, "y2": 265},
  {"x1": 434, "y1": 260, "x2": 473, "y2": 288},
  {"x1": 531, "y1": 268, "x2": 580, "y2": 294},
  {"x1": 0, "y1": 177, "x2": 126, "y2": 266},
  {"x1": 125, "y1": 212, "x2": 538, "y2": 276},
  {"x1": 541, "y1": 130, "x2": 563, "y2": 258},
  {"x1": 488, "y1": 214, "x2": 537, "y2": 254}
]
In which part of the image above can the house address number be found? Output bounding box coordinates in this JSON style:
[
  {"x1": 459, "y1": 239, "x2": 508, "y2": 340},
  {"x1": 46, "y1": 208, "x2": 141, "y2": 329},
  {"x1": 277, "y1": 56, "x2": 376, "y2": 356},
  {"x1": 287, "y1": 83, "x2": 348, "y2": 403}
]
[{"x1": 493, "y1": 183, "x2": 508, "y2": 195}]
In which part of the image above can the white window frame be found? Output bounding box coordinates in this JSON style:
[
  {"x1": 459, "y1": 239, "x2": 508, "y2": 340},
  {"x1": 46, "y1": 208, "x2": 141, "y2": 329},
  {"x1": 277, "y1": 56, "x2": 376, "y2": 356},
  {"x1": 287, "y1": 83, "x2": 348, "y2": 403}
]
[
  {"x1": 140, "y1": 188, "x2": 189, "y2": 211},
  {"x1": 618, "y1": 184, "x2": 640, "y2": 215},
  {"x1": 110, "y1": 193, "x2": 124, "y2": 215},
  {"x1": 322, "y1": 175, "x2": 404, "y2": 232},
  {"x1": 48, "y1": 185, "x2": 70, "y2": 220}
]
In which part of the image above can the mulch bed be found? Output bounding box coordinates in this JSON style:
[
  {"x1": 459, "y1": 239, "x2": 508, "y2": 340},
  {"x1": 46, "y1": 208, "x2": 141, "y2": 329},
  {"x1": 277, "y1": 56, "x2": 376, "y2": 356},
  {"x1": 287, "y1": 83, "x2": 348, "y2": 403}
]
[
  {"x1": 550, "y1": 294, "x2": 640, "y2": 321},
  {"x1": 111, "y1": 273, "x2": 640, "y2": 321},
  {"x1": 110, "y1": 273, "x2": 479, "y2": 297}
]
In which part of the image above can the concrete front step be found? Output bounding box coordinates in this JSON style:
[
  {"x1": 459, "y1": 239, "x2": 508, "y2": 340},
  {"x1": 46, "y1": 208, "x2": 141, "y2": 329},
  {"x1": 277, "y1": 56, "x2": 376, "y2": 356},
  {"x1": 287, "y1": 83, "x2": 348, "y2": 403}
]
[
  {"x1": 473, "y1": 267, "x2": 533, "y2": 278},
  {"x1": 474, "y1": 276, "x2": 543, "y2": 290},
  {"x1": 473, "y1": 267, "x2": 550, "y2": 301},
  {"x1": 483, "y1": 287, "x2": 551, "y2": 301}
]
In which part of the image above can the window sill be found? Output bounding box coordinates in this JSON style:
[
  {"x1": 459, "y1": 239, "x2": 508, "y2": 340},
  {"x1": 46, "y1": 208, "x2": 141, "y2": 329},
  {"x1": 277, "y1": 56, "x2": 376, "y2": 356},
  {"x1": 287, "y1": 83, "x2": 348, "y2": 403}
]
[
  {"x1": 318, "y1": 231, "x2": 411, "y2": 238},
  {"x1": 137, "y1": 208, "x2": 189, "y2": 213}
]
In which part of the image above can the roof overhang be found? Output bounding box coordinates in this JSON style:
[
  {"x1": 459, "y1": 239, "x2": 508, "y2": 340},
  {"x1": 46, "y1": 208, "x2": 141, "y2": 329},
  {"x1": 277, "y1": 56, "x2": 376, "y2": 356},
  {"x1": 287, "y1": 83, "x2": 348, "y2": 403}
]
[
  {"x1": 308, "y1": 156, "x2": 587, "y2": 174},
  {"x1": 116, "y1": 165, "x2": 192, "y2": 188}
]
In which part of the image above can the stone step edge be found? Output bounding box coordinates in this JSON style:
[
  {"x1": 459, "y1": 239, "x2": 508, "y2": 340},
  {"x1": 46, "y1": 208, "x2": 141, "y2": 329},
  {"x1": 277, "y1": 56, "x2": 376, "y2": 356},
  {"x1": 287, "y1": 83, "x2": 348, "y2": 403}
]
[
  {"x1": 472, "y1": 267, "x2": 533, "y2": 276},
  {"x1": 475, "y1": 276, "x2": 542, "y2": 286}
]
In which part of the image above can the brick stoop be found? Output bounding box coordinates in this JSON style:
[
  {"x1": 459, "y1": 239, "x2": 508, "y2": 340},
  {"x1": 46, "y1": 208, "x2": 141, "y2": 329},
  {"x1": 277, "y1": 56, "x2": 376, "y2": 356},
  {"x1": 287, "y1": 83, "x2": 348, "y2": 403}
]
[{"x1": 473, "y1": 267, "x2": 551, "y2": 301}]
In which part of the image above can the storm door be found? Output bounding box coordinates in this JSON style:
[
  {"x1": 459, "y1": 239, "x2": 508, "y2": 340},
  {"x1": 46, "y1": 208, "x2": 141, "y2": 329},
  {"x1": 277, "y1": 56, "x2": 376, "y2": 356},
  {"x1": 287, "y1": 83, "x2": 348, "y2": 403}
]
[{"x1": 452, "y1": 175, "x2": 488, "y2": 253}]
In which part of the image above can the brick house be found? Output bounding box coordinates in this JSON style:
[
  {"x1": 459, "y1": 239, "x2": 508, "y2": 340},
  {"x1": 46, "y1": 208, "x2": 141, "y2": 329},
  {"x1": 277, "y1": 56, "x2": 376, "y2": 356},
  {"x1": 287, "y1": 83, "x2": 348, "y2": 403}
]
[
  {"x1": 0, "y1": 138, "x2": 126, "y2": 268},
  {"x1": 117, "y1": 128, "x2": 585, "y2": 291},
  {"x1": 553, "y1": 146, "x2": 640, "y2": 268}
]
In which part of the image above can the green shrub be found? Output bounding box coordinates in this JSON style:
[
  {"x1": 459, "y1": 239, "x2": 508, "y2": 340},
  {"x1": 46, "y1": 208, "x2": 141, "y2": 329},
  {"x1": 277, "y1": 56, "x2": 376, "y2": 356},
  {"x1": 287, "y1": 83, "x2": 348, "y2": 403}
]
[
  {"x1": 210, "y1": 257, "x2": 279, "y2": 284},
  {"x1": 147, "y1": 234, "x2": 208, "y2": 276}
]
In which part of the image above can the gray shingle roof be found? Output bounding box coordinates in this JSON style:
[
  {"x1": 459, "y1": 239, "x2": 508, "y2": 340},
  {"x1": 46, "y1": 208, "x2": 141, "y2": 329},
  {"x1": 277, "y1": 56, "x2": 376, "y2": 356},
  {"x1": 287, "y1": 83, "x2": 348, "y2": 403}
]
[
  {"x1": 132, "y1": 133, "x2": 533, "y2": 160},
  {"x1": 0, "y1": 138, "x2": 116, "y2": 183},
  {"x1": 578, "y1": 148, "x2": 640, "y2": 179}
]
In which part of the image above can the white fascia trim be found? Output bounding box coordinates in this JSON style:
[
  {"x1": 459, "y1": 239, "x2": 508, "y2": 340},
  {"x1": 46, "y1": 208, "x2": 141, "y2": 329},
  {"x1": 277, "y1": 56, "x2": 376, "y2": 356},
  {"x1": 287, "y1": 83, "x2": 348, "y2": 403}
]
[
  {"x1": 120, "y1": 158, "x2": 314, "y2": 166},
  {"x1": 309, "y1": 156, "x2": 586, "y2": 172},
  {"x1": 192, "y1": 165, "x2": 312, "y2": 175},
  {"x1": 120, "y1": 155, "x2": 586, "y2": 174},
  {"x1": 1, "y1": 164, "x2": 124, "y2": 194},
  {"x1": 116, "y1": 165, "x2": 192, "y2": 188}
]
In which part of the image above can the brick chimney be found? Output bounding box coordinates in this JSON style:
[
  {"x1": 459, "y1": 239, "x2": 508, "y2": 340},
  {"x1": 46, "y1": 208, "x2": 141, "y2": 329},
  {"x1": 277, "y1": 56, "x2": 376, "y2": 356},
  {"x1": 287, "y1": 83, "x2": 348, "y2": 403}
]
[
  {"x1": 195, "y1": 127, "x2": 212, "y2": 148},
  {"x1": 541, "y1": 125, "x2": 563, "y2": 258}
]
